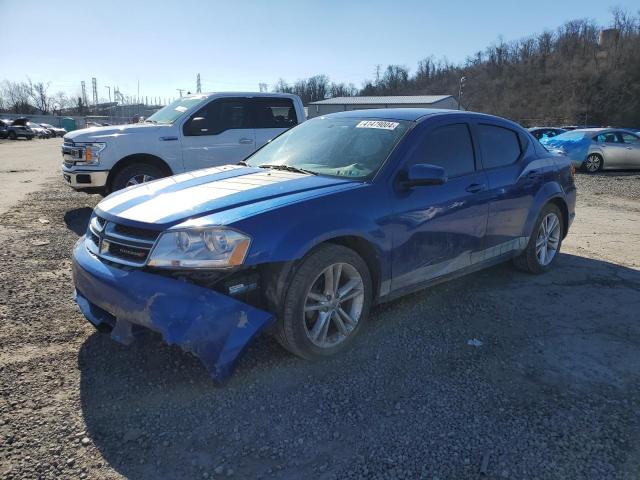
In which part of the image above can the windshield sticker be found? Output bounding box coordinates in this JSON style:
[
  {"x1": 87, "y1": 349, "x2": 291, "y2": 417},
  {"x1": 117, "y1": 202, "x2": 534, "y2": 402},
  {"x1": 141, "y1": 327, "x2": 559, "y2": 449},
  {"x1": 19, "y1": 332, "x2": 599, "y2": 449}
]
[
  {"x1": 175, "y1": 106, "x2": 188, "y2": 112},
  {"x1": 356, "y1": 120, "x2": 399, "y2": 130}
]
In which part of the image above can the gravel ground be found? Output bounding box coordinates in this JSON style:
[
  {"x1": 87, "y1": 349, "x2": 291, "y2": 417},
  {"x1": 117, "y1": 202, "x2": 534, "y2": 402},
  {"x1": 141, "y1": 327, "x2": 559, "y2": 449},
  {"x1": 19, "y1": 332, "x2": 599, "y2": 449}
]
[
  {"x1": 1, "y1": 158, "x2": 640, "y2": 479},
  {"x1": 574, "y1": 170, "x2": 640, "y2": 202}
]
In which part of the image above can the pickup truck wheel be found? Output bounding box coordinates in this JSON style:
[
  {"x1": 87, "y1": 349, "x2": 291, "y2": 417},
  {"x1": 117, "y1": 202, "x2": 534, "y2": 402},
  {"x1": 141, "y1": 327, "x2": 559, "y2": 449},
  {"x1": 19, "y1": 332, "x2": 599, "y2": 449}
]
[
  {"x1": 111, "y1": 163, "x2": 164, "y2": 192},
  {"x1": 513, "y1": 203, "x2": 563, "y2": 274},
  {"x1": 8, "y1": 131, "x2": 16, "y2": 140},
  {"x1": 276, "y1": 244, "x2": 372, "y2": 360}
]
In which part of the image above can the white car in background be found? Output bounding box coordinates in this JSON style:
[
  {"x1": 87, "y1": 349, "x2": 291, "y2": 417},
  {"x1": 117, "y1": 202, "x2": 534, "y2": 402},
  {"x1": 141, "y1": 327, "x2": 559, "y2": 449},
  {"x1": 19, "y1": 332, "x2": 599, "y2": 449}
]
[
  {"x1": 40, "y1": 123, "x2": 67, "y2": 137},
  {"x1": 27, "y1": 121, "x2": 51, "y2": 139},
  {"x1": 61, "y1": 92, "x2": 305, "y2": 193}
]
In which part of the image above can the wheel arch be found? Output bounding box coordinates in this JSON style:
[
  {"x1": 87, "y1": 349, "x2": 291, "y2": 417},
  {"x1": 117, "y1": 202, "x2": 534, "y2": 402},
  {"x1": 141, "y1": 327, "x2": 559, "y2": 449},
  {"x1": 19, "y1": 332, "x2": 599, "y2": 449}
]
[
  {"x1": 107, "y1": 153, "x2": 173, "y2": 192},
  {"x1": 324, "y1": 235, "x2": 382, "y2": 302},
  {"x1": 260, "y1": 234, "x2": 384, "y2": 315},
  {"x1": 523, "y1": 181, "x2": 570, "y2": 240},
  {"x1": 547, "y1": 196, "x2": 569, "y2": 239}
]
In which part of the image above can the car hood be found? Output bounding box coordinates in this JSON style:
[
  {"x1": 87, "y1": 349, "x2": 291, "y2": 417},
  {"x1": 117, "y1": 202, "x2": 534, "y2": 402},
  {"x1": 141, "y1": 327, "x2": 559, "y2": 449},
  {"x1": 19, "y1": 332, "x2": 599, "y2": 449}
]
[
  {"x1": 65, "y1": 122, "x2": 163, "y2": 142},
  {"x1": 95, "y1": 165, "x2": 357, "y2": 229}
]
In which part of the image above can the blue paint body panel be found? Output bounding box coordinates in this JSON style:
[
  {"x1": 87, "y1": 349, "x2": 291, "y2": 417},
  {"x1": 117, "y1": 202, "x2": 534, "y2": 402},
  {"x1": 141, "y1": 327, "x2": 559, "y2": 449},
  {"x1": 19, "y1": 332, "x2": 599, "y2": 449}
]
[
  {"x1": 72, "y1": 240, "x2": 273, "y2": 382},
  {"x1": 72, "y1": 109, "x2": 577, "y2": 381}
]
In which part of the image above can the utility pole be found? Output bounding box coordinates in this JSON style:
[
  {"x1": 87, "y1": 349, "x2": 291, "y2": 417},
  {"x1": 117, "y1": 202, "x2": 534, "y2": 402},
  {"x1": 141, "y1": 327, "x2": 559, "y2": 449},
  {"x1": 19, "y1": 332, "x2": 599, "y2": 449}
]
[
  {"x1": 196, "y1": 73, "x2": 202, "y2": 93},
  {"x1": 458, "y1": 76, "x2": 466, "y2": 110},
  {"x1": 105, "y1": 86, "x2": 111, "y2": 103},
  {"x1": 81, "y1": 81, "x2": 88, "y2": 108},
  {"x1": 92, "y1": 77, "x2": 98, "y2": 105},
  {"x1": 177, "y1": 89, "x2": 185, "y2": 98}
]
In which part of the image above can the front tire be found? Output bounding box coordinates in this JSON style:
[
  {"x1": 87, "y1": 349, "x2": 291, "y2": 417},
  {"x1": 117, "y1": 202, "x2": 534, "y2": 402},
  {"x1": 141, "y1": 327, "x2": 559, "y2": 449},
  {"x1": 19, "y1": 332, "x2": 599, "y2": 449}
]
[
  {"x1": 8, "y1": 131, "x2": 16, "y2": 140},
  {"x1": 582, "y1": 153, "x2": 603, "y2": 173},
  {"x1": 276, "y1": 244, "x2": 372, "y2": 360},
  {"x1": 514, "y1": 203, "x2": 563, "y2": 274},
  {"x1": 110, "y1": 163, "x2": 165, "y2": 192}
]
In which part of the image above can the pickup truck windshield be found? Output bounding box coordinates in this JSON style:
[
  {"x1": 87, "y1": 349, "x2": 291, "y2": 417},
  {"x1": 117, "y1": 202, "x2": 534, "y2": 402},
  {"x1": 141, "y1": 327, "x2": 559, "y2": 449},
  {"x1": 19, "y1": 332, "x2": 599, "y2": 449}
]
[
  {"x1": 146, "y1": 96, "x2": 207, "y2": 124},
  {"x1": 246, "y1": 117, "x2": 410, "y2": 179}
]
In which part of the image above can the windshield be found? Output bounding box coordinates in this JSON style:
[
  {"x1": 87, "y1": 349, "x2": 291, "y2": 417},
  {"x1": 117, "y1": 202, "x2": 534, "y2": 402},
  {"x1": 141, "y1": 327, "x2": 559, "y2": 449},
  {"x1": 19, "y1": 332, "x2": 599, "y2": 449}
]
[
  {"x1": 246, "y1": 117, "x2": 411, "y2": 179},
  {"x1": 146, "y1": 96, "x2": 207, "y2": 124}
]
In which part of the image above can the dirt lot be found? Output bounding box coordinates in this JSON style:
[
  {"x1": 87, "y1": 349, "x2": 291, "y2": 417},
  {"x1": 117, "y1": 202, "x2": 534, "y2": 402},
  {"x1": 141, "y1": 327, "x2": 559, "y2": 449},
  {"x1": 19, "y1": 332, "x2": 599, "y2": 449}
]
[{"x1": 1, "y1": 140, "x2": 639, "y2": 479}]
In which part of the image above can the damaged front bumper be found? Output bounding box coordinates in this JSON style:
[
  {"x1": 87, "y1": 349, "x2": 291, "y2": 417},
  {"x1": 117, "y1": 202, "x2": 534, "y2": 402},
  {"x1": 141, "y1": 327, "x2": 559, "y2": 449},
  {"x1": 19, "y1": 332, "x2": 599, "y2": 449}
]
[{"x1": 72, "y1": 238, "x2": 274, "y2": 382}]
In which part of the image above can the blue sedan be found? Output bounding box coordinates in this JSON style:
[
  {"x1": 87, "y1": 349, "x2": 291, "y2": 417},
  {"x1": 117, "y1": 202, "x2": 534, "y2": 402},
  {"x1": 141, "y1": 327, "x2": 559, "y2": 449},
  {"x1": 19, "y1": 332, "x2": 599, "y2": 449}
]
[{"x1": 72, "y1": 109, "x2": 576, "y2": 381}]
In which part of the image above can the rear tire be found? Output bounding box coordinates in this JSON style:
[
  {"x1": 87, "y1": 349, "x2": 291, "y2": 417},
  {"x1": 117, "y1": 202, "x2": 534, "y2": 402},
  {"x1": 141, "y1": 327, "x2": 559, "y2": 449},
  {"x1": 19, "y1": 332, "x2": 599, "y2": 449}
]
[
  {"x1": 276, "y1": 244, "x2": 372, "y2": 360},
  {"x1": 513, "y1": 203, "x2": 563, "y2": 274},
  {"x1": 110, "y1": 163, "x2": 165, "y2": 192},
  {"x1": 582, "y1": 153, "x2": 603, "y2": 173}
]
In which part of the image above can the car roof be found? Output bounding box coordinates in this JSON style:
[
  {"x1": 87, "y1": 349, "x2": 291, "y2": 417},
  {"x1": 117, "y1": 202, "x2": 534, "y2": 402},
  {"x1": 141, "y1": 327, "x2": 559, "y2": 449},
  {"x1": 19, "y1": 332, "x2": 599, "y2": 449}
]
[
  {"x1": 320, "y1": 108, "x2": 514, "y2": 124},
  {"x1": 571, "y1": 128, "x2": 637, "y2": 134},
  {"x1": 185, "y1": 92, "x2": 302, "y2": 101}
]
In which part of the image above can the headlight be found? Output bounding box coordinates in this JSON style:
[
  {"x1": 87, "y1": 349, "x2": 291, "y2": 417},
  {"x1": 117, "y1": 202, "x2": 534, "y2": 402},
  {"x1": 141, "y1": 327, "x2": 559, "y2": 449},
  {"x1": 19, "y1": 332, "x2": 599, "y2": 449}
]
[
  {"x1": 76, "y1": 142, "x2": 106, "y2": 165},
  {"x1": 147, "y1": 227, "x2": 251, "y2": 269}
]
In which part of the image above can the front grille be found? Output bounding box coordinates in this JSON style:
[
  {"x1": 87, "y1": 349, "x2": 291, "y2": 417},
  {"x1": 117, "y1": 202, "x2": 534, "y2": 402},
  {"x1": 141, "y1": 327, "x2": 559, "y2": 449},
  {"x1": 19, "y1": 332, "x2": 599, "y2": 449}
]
[
  {"x1": 87, "y1": 215, "x2": 159, "y2": 267},
  {"x1": 113, "y1": 223, "x2": 160, "y2": 241}
]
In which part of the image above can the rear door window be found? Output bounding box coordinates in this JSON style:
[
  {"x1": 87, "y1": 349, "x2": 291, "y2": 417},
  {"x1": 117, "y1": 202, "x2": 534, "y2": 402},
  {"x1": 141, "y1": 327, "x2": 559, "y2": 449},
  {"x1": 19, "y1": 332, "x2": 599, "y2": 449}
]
[
  {"x1": 595, "y1": 132, "x2": 623, "y2": 144},
  {"x1": 250, "y1": 98, "x2": 298, "y2": 129},
  {"x1": 477, "y1": 124, "x2": 522, "y2": 169},
  {"x1": 621, "y1": 133, "x2": 640, "y2": 144},
  {"x1": 406, "y1": 123, "x2": 475, "y2": 177}
]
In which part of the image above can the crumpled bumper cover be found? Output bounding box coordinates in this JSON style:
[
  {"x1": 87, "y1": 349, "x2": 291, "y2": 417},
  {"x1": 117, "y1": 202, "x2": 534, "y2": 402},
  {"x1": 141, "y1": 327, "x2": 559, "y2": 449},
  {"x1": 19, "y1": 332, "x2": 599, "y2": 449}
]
[{"x1": 72, "y1": 239, "x2": 274, "y2": 382}]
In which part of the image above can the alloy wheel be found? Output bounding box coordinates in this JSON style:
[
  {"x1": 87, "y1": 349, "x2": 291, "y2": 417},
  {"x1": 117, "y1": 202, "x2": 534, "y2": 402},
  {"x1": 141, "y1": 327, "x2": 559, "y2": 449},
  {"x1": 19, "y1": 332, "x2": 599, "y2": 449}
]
[
  {"x1": 584, "y1": 154, "x2": 601, "y2": 172},
  {"x1": 536, "y1": 213, "x2": 561, "y2": 266},
  {"x1": 125, "y1": 174, "x2": 155, "y2": 187},
  {"x1": 303, "y1": 262, "x2": 365, "y2": 348}
]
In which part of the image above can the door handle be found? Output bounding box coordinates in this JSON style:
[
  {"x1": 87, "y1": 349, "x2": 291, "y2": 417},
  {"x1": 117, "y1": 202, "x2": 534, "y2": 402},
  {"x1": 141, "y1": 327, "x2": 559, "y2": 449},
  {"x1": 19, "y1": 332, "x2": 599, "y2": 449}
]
[
  {"x1": 626, "y1": 147, "x2": 633, "y2": 150},
  {"x1": 465, "y1": 183, "x2": 487, "y2": 193},
  {"x1": 239, "y1": 138, "x2": 253, "y2": 144},
  {"x1": 527, "y1": 169, "x2": 542, "y2": 178}
]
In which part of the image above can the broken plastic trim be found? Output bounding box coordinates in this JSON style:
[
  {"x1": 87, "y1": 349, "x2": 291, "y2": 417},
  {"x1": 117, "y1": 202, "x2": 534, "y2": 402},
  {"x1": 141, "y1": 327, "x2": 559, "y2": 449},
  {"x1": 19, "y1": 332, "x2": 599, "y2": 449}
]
[{"x1": 72, "y1": 240, "x2": 274, "y2": 382}]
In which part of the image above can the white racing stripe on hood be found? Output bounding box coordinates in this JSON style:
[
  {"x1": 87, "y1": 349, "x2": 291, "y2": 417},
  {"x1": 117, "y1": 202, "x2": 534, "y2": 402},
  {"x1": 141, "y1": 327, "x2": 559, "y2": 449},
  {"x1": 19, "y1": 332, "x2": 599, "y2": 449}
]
[
  {"x1": 113, "y1": 169, "x2": 305, "y2": 223},
  {"x1": 99, "y1": 165, "x2": 244, "y2": 212}
]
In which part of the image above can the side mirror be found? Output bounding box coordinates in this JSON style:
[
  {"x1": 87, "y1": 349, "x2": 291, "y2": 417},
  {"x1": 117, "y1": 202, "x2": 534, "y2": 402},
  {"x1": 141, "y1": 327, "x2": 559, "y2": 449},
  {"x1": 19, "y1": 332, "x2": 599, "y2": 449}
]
[
  {"x1": 184, "y1": 116, "x2": 206, "y2": 135},
  {"x1": 401, "y1": 163, "x2": 447, "y2": 188}
]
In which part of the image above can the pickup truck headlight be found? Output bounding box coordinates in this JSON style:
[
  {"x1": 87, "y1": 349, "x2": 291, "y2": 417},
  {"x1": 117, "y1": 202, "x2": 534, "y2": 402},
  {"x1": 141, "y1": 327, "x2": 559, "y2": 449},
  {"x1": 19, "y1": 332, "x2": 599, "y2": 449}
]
[
  {"x1": 147, "y1": 227, "x2": 251, "y2": 268},
  {"x1": 76, "y1": 142, "x2": 106, "y2": 165}
]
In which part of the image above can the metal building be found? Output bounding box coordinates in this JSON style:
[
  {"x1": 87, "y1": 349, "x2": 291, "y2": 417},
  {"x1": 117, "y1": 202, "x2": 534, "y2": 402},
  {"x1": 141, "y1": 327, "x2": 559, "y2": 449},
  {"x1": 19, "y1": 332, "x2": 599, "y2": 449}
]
[{"x1": 307, "y1": 95, "x2": 459, "y2": 118}]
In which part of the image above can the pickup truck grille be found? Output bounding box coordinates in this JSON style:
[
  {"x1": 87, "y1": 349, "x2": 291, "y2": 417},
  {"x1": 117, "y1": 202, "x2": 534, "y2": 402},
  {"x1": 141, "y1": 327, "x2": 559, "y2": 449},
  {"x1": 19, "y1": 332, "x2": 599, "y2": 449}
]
[{"x1": 86, "y1": 215, "x2": 161, "y2": 267}]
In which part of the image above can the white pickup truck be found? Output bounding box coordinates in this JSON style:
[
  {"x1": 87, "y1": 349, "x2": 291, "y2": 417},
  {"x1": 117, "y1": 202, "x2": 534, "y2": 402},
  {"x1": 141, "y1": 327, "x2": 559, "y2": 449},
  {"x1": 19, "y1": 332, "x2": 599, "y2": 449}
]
[{"x1": 62, "y1": 92, "x2": 305, "y2": 193}]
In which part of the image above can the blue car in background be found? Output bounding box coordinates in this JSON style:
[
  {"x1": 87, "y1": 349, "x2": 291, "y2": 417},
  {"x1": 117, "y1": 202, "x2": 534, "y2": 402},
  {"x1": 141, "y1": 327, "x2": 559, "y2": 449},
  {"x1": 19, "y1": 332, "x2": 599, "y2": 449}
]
[{"x1": 72, "y1": 109, "x2": 576, "y2": 381}]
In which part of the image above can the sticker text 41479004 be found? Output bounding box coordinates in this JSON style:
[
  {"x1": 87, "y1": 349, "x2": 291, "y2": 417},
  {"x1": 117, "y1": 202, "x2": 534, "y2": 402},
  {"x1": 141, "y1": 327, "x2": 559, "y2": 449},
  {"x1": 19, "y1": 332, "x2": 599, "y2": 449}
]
[{"x1": 356, "y1": 120, "x2": 399, "y2": 130}]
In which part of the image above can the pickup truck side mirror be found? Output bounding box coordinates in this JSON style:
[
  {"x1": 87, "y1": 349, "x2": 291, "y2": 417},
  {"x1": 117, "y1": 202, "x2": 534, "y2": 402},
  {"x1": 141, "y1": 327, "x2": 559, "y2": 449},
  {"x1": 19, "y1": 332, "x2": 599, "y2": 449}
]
[
  {"x1": 184, "y1": 117, "x2": 207, "y2": 136},
  {"x1": 400, "y1": 163, "x2": 447, "y2": 188}
]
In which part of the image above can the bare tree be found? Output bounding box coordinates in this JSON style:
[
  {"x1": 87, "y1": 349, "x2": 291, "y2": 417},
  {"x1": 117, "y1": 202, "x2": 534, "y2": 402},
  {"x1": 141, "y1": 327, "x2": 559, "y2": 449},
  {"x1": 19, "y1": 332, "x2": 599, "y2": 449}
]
[
  {"x1": 1, "y1": 80, "x2": 32, "y2": 113},
  {"x1": 51, "y1": 91, "x2": 70, "y2": 115},
  {"x1": 28, "y1": 79, "x2": 53, "y2": 114}
]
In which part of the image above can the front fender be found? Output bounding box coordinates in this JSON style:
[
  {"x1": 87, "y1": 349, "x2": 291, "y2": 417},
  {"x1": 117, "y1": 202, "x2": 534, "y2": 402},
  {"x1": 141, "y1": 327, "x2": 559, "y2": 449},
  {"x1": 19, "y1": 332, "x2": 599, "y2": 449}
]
[{"x1": 231, "y1": 185, "x2": 393, "y2": 284}]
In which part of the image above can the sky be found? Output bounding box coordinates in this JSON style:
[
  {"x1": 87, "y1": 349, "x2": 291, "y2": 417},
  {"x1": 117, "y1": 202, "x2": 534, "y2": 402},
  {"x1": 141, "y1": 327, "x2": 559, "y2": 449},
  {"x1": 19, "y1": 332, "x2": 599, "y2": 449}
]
[{"x1": 0, "y1": 0, "x2": 637, "y2": 103}]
